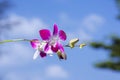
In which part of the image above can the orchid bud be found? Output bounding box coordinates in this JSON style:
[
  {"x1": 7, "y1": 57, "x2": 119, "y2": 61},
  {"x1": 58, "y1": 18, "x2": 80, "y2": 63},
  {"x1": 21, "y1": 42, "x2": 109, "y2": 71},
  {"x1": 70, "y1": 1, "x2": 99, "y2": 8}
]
[
  {"x1": 57, "y1": 50, "x2": 67, "y2": 60},
  {"x1": 69, "y1": 38, "x2": 79, "y2": 48},
  {"x1": 79, "y1": 43, "x2": 86, "y2": 48}
]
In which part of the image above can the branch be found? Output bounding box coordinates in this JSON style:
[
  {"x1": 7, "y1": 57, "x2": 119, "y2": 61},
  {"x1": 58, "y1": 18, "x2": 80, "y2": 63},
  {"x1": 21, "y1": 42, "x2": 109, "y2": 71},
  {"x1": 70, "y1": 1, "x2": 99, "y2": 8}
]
[{"x1": 0, "y1": 39, "x2": 31, "y2": 44}]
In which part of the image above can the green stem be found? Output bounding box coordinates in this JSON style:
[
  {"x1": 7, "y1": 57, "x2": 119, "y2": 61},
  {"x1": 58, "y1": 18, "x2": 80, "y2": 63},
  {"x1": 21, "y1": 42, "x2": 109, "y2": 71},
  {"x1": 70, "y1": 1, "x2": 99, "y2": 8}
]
[
  {"x1": 63, "y1": 44, "x2": 79, "y2": 47},
  {"x1": 0, "y1": 39, "x2": 31, "y2": 44}
]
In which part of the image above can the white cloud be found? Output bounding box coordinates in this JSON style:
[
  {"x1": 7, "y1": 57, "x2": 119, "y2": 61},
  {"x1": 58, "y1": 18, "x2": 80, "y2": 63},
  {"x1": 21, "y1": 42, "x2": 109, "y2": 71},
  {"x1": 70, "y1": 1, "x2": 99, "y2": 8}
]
[
  {"x1": 2, "y1": 14, "x2": 48, "y2": 39},
  {"x1": 1, "y1": 65, "x2": 69, "y2": 80},
  {"x1": 0, "y1": 14, "x2": 47, "y2": 67},
  {"x1": 45, "y1": 65, "x2": 68, "y2": 79},
  {"x1": 82, "y1": 14, "x2": 105, "y2": 32},
  {"x1": 0, "y1": 13, "x2": 105, "y2": 65},
  {"x1": 59, "y1": 13, "x2": 79, "y2": 27},
  {"x1": 0, "y1": 43, "x2": 33, "y2": 67},
  {"x1": 0, "y1": 13, "x2": 105, "y2": 80},
  {"x1": 3, "y1": 72, "x2": 43, "y2": 80},
  {"x1": 0, "y1": 13, "x2": 71, "y2": 80},
  {"x1": 59, "y1": 13, "x2": 105, "y2": 41},
  {"x1": 3, "y1": 72, "x2": 23, "y2": 80},
  {"x1": 0, "y1": 13, "x2": 49, "y2": 80}
]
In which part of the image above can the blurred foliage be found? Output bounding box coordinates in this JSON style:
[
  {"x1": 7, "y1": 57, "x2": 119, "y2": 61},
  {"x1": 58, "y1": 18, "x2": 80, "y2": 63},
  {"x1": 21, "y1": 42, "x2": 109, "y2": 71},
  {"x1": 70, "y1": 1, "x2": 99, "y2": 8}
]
[
  {"x1": 0, "y1": 0, "x2": 11, "y2": 18},
  {"x1": 0, "y1": 0, "x2": 13, "y2": 57},
  {"x1": 116, "y1": 0, "x2": 120, "y2": 20},
  {"x1": 0, "y1": 0, "x2": 19, "y2": 37},
  {"x1": 0, "y1": 0, "x2": 12, "y2": 37},
  {"x1": 90, "y1": 36, "x2": 120, "y2": 71},
  {"x1": 0, "y1": 0, "x2": 13, "y2": 79},
  {"x1": 96, "y1": 61, "x2": 120, "y2": 71},
  {"x1": 91, "y1": 0, "x2": 120, "y2": 71}
]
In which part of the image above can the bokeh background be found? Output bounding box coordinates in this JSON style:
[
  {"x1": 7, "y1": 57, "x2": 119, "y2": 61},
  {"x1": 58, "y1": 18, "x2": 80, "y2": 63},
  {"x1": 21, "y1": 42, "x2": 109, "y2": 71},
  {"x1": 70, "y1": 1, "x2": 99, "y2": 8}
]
[{"x1": 0, "y1": 0, "x2": 120, "y2": 80}]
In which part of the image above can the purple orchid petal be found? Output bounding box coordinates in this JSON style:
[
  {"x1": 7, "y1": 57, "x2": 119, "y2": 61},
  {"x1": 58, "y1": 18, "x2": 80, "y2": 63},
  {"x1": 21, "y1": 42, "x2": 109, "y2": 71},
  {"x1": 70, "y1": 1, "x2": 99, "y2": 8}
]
[
  {"x1": 53, "y1": 24, "x2": 58, "y2": 36},
  {"x1": 51, "y1": 43, "x2": 64, "y2": 53},
  {"x1": 59, "y1": 30, "x2": 67, "y2": 41},
  {"x1": 30, "y1": 39, "x2": 40, "y2": 49},
  {"x1": 59, "y1": 43, "x2": 64, "y2": 53},
  {"x1": 44, "y1": 43, "x2": 49, "y2": 52},
  {"x1": 39, "y1": 29, "x2": 51, "y2": 40},
  {"x1": 51, "y1": 46, "x2": 58, "y2": 52},
  {"x1": 40, "y1": 51, "x2": 47, "y2": 58},
  {"x1": 51, "y1": 43, "x2": 59, "y2": 52}
]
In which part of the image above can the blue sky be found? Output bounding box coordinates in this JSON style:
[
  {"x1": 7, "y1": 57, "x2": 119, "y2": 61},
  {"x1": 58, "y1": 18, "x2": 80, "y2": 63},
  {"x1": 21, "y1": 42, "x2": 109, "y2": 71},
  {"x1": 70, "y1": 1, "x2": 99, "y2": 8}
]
[{"x1": 0, "y1": 0, "x2": 120, "y2": 80}]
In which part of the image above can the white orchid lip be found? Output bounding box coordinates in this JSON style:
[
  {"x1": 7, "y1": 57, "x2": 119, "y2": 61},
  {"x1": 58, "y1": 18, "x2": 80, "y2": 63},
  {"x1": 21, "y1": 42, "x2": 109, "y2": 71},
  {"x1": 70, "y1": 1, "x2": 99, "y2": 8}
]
[
  {"x1": 31, "y1": 40, "x2": 50, "y2": 60},
  {"x1": 33, "y1": 49, "x2": 39, "y2": 60}
]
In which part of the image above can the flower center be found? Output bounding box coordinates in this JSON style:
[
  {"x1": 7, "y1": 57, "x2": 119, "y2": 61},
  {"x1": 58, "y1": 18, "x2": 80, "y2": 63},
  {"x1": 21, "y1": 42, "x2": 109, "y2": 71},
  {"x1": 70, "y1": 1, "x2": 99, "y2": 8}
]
[
  {"x1": 49, "y1": 36, "x2": 59, "y2": 45},
  {"x1": 38, "y1": 41, "x2": 46, "y2": 51}
]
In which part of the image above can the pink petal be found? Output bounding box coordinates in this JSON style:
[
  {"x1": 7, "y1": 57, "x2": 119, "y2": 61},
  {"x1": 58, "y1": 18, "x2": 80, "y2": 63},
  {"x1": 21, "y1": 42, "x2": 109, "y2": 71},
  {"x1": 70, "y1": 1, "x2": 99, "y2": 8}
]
[
  {"x1": 51, "y1": 43, "x2": 64, "y2": 53},
  {"x1": 53, "y1": 24, "x2": 58, "y2": 36},
  {"x1": 59, "y1": 30, "x2": 67, "y2": 41},
  {"x1": 44, "y1": 43, "x2": 49, "y2": 52},
  {"x1": 40, "y1": 51, "x2": 47, "y2": 58},
  {"x1": 59, "y1": 43, "x2": 64, "y2": 53},
  {"x1": 39, "y1": 29, "x2": 51, "y2": 40},
  {"x1": 30, "y1": 39, "x2": 40, "y2": 49},
  {"x1": 51, "y1": 43, "x2": 59, "y2": 52}
]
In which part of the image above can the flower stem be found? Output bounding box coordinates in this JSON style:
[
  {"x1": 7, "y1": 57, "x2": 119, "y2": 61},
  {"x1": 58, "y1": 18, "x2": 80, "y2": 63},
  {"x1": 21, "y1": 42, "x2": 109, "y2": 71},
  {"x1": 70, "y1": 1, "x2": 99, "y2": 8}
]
[
  {"x1": 0, "y1": 39, "x2": 31, "y2": 44},
  {"x1": 63, "y1": 44, "x2": 86, "y2": 48},
  {"x1": 63, "y1": 45, "x2": 79, "y2": 47},
  {"x1": 0, "y1": 39, "x2": 86, "y2": 48}
]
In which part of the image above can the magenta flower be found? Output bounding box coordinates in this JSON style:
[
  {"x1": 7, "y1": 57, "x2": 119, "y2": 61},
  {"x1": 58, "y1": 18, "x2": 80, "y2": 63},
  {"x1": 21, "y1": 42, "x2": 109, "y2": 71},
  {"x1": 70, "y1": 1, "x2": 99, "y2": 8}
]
[
  {"x1": 30, "y1": 39, "x2": 52, "y2": 60},
  {"x1": 0, "y1": 23, "x2": 86, "y2": 60},
  {"x1": 39, "y1": 24, "x2": 67, "y2": 59}
]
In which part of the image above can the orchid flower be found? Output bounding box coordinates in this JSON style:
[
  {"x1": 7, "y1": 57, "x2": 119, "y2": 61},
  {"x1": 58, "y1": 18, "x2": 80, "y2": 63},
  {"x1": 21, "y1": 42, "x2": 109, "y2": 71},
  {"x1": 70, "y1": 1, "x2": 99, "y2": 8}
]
[
  {"x1": 30, "y1": 39, "x2": 46, "y2": 59},
  {"x1": 0, "y1": 24, "x2": 86, "y2": 60},
  {"x1": 39, "y1": 24, "x2": 67, "y2": 59},
  {"x1": 30, "y1": 39, "x2": 53, "y2": 60}
]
